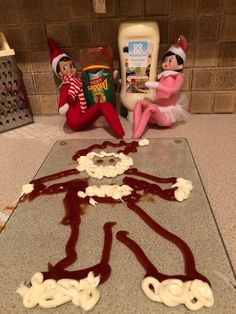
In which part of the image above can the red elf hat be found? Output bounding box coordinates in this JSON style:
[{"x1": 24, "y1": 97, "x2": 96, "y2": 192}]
[
  {"x1": 48, "y1": 38, "x2": 69, "y2": 77},
  {"x1": 167, "y1": 35, "x2": 187, "y2": 63}
]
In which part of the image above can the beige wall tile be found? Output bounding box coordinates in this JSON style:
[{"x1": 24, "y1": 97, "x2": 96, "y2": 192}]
[
  {"x1": 94, "y1": 20, "x2": 118, "y2": 44},
  {"x1": 0, "y1": 26, "x2": 27, "y2": 51},
  {"x1": 154, "y1": 17, "x2": 169, "y2": 44},
  {"x1": 213, "y1": 92, "x2": 235, "y2": 113},
  {"x1": 119, "y1": 0, "x2": 143, "y2": 17},
  {"x1": 43, "y1": 0, "x2": 68, "y2": 21},
  {"x1": 182, "y1": 69, "x2": 192, "y2": 91},
  {"x1": 23, "y1": 74, "x2": 35, "y2": 94},
  {"x1": 19, "y1": 0, "x2": 44, "y2": 22},
  {"x1": 170, "y1": 0, "x2": 195, "y2": 16},
  {"x1": 192, "y1": 68, "x2": 215, "y2": 91},
  {"x1": 185, "y1": 43, "x2": 194, "y2": 68},
  {"x1": 190, "y1": 92, "x2": 213, "y2": 113},
  {"x1": 194, "y1": 42, "x2": 219, "y2": 67},
  {"x1": 28, "y1": 95, "x2": 40, "y2": 114},
  {"x1": 34, "y1": 73, "x2": 56, "y2": 94},
  {"x1": 68, "y1": 0, "x2": 91, "y2": 19},
  {"x1": 0, "y1": 0, "x2": 20, "y2": 23},
  {"x1": 30, "y1": 51, "x2": 51, "y2": 73},
  {"x1": 196, "y1": 0, "x2": 223, "y2": 14},
  {"x1": 224, "y1": 0, "x2": 236, "y2": 13},
  {"x1": 215, "y1": 67, "x2": 236, "y2": 90},
  {"x1": 46, "y1": 23, "x2": 72, "y2": 47},
  {"x1": 184, "y1": 91, "x2": 191, "y2": 111},
  {"x1": 15, "y1": 51, "x2": 32, "y2": 73},
  {"x1": 170, "y1": 17, "x2": 194, "y2": 42},
  {"x1": 25, "y1": 24, "x2": 47, "y2": 49},
  {"x1": 145, "y1": 0, "x2": 169, "y2": 16},
  {"x1": 70, "y1": 22, "x2": 93, "y2": 45},
  {"x1": 222, "y1": 14, "x2": 236, "y2": 41},
  {"x1": 219, "y1": 42, "x2": 236, "y2": 67},
  {"x1": 195, "y1": 15, "x2": 221, "y2": 41},
  {"x1": 38, "y1": 95, "x2": 58, "y2": 114}
]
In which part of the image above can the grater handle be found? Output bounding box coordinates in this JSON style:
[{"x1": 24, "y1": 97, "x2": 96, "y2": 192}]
[{"x1": 0, "y1": 32, "x2": 15, "y2": 56}]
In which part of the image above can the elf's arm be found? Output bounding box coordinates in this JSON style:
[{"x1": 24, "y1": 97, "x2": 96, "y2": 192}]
[
  {"x1": 58, "y1": 83, "x2": 70, "y2": 115},
  {"x1": 145, "y1": 75, "x2": 184, "y2": 96}
]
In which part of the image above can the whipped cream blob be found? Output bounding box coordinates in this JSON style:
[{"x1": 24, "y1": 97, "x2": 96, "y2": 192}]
[
  {"x1": 138, "y1": 138, "x2": 150, "y2": 146},
  {"x1": 78, "y1": 184, "x2": 133, "y2": 202},
  {"x1": 16, "y1": 272, "x2": 100, "y2": 311},
  {"x1": 142, "y1": 277, "x2": 214, "y2": 311},
  {"x1": 172, "y1": 178, "x2": 193, "y2": 202},
  {"x1": 21, "y1": 184, "x2": 34, "y2": 196}
]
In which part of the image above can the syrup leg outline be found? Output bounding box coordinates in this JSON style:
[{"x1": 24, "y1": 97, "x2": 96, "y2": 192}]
[
  {"x1": 43, "y1": 222, "x2": 116, "y2": 284},
  {"x1": 125, "y1": 202, "x2": 209, "y2": 284}
]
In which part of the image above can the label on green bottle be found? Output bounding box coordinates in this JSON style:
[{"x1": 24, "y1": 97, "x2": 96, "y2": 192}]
[{"x1": 82, "y1": 65, "x2": 114, "y2": 107}]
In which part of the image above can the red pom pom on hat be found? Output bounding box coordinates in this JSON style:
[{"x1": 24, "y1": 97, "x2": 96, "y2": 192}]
[
  {"x1": 167, "y1": 35, "x2": 187, "y2": 63},
  {"x1": 48, "y1": 38, "x2": 68, "y2": 76}
]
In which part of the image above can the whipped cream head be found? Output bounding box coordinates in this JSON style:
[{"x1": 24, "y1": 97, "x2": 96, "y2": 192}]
[
  {"x1": 171, "y1": 178, "x2": 193, "y2": 202},
  {"x1": 138, "y1": 138, "x2": 150, "y2": 146},
  {"x1": 142, "y1": 277, "x2": 214, "y2": 311},
  {"x1": 78, "y1": 184, "x2": 133, "y2": 203},
  {"x1": 76, "y1": 151, "x2": 133, "y2": 179},
  {"x1": 21, "y1": 184, "x2": 34, "y2": 196},
  {"x1": 16, "y1": 272, "x2": 100, "y2": 311}
]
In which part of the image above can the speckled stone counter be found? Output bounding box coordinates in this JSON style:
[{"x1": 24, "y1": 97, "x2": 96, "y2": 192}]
[{"x1": 0, "y1": 114, "x2": 235, "y2": 313}]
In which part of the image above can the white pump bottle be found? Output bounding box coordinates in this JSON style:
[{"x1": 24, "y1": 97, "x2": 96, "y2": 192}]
[{"x1": 118, "y1": 22, "x2": 160, "y2": 121}]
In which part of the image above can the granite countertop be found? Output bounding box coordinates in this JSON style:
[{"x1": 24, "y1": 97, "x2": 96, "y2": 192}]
[{"x1": 0, "y1": 113, "x2": 236, "y2": 276}]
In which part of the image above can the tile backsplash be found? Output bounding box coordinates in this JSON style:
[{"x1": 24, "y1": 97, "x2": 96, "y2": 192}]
[{"x1": 1, "y1": 0, "x2": 235, "y2": 114}]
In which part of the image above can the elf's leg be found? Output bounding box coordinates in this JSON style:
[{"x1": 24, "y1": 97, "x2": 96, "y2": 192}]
[
  {"x1": 99, "y1": 102, "x2": 125, "y2": 138},
  {"x1": 149, "y1": 106, "x2": 173, "y2": 127},
  {"x1": 66, "y1": 102, "x2": 102, "y2": 131},
  {"x1": 133, "y1": 107, "x2": 152, "y2": 139},
  {"x1": 133, "y1": 102, "x2": 173, "y2": 138},
  {"x1": 133, "y1": 99, "x2": 152, "y2": 137}
]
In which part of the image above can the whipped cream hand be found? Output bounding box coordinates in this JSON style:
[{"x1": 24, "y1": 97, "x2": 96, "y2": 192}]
[
  {"x1": 172, "y1": 178, "x2": 193, "y2": 202},
  {"x1": 21, "y1": 184, "x2": 34, "y2": 196}
]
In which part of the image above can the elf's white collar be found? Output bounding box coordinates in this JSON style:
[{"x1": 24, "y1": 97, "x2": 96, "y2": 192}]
[{"x1": 157, "y1": 70, "x2": 184, "y2": 80}]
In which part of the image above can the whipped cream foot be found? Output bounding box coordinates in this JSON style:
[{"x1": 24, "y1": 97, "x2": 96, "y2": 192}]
[
  {"x1": 142, "y1": 277, "x2": 214, "y2": 311},
  {"x1": 16, "y1": 272, "x2": 100, "y2": 311}
]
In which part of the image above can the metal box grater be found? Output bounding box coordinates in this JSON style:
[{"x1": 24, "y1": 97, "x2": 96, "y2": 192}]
[{"x1": 0, "y1": 32, "x2": 33, "y2": 133}]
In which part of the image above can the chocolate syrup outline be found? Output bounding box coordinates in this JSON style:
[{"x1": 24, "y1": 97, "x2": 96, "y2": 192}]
[{"x1": 21, "y1": 140, "x2": 211, "y2": 288}]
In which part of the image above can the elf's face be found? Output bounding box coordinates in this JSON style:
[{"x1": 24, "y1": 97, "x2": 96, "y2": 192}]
[
  {"x1": 59, "y1": 60, "x2": 77, "y2": 78},
  {"x1": 162, "y1": 55, "x2": 183, "y2": 71}
]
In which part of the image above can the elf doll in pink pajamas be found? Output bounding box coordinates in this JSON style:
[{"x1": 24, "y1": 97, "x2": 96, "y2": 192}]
[
  {"x1": 48, "y1": 38, "x2": 124, "y2": 137},
  {"x1": 133, "y1": 35, "x2": 189, "y2": 139}
]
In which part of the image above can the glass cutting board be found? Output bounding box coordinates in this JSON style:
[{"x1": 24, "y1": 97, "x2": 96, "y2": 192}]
[{"x1": 0, "y1": 138, "x2": 235, "y2": 314}]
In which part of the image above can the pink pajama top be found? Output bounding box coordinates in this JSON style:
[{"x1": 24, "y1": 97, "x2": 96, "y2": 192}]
[{"x1": 155, "y1": 70, "x2": 189, "y2": 123}]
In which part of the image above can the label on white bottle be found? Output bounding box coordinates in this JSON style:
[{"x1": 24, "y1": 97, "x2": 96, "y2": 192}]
[
  {"x1": 122, "y1": 41, "x2": 153, "y2": 94},
  {"x1": 128, "y1": 41, "x2": 148, "y2": 68}
]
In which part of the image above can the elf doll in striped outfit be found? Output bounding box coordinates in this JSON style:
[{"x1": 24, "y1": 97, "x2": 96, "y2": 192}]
[{"x1": 48, "y1": 38, "x2": 124, "y2": 137}]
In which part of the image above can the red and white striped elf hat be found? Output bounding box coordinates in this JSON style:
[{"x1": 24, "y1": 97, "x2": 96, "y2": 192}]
[
  {"x1": 48, "y1": 38, "x2": 69, "y2": 77},
  {"x1": 168, "y1": 35, "x2": 187, "y2": 63}
]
